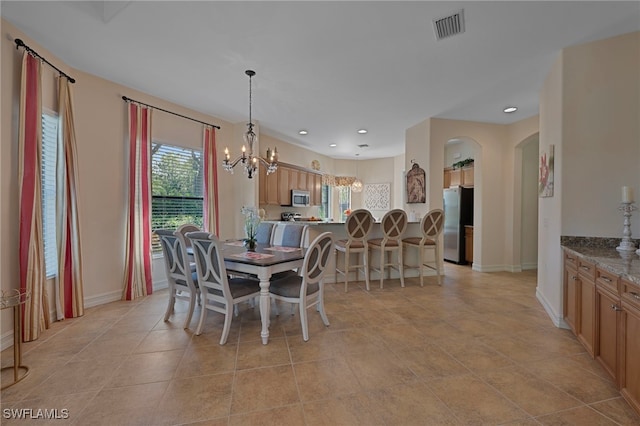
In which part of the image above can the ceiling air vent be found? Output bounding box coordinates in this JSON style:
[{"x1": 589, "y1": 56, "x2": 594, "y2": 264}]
[{"x1": 433, "y1": 9, "x2": 465, "y2": 41}]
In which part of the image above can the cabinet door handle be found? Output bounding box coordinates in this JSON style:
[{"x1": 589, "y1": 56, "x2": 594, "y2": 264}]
[
  {"x1": 580, "y1": 266, "x2": 590, "y2": 271},
  {"x1": 630, "y1": 292, "x2": 640, "y2": 300},
  {"x1": 610, "y1": 304, "x2": 622, "y2": 311},
  {"x1": 572, "y1": 276, "x2": 577, "y2": 280},
  {"x1": 601, "y1": 276, "x2": 612, "y2": 282}
]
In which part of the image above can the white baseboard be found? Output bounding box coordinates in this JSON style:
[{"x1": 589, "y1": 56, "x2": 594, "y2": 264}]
[
  {"x1": 522, "y1": 262, "x2": 538, "y2": 270},
  {"x1": 153, "y1": 279, "x2": 168, "y2": 292},
  {"x1": 84, "y1": 289, "x2": 123, "y2": 308},
  {"x1": 536, "y1": 286, "x2": 569, "y2": 329},
  {"x1": 472, "y1": 263, "x2": 504, "y2": 272}
]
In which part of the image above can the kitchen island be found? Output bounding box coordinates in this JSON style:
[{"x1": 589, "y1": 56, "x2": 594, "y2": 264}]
[{"x1": 265, "y1": 220, "x2": 440, "y2": 284}]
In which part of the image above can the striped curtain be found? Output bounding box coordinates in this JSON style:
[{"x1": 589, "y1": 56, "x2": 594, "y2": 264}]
[
  {"x1": 18, "y1": 52, "x2": 49, "y2": 341},
  {"x1": 55, "y1": 77, "x2": 84, "y2": 319},
  {"x1": 122, "y1": 103, "x2": 153, "y2": 300},
  {"x1": 203, "y1": 125, "x2": 220, "y2": 235}
]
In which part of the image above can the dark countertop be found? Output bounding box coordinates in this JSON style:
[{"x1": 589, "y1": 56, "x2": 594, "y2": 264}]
[{"x1": 562, "y1": 244, "x2": 640, "y2": 286}]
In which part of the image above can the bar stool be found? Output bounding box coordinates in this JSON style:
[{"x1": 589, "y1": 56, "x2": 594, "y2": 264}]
[
  {"x1": 402, "y1": 209, "x2": 444, "y2": 286},
  {"x1": 335, "y1": 209, "x2": 374, "y2": 291},
  {"x1": 368, "y1": 209, "x2": 408, "y2": 289}
]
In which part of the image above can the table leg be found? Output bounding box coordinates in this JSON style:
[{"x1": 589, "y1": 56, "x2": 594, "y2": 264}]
[{"x1": 259, "y1": 278, "x2": 271, "y2": 345}]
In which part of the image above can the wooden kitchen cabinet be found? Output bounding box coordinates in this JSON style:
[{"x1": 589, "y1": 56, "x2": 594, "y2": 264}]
[
  {"x1": 444, "y1": 165, "x2": 474, "y2": 188},
  {"x1": 259, "y1": 162, "x2": 322, "y2": 207},
  {"x1": 278, "y1": 166, "x2": 291, "y2": 206},
  {"x1": 462, "y1": 166, "x2": 474, "y2": 186},
  {"x1": 297, "y1": 170, "x2": 308, "y2": 191},
  {"x1": 577, "y1": 258, "x2": 596, "y2": 356},
  {"x1": 308, "y1": 172, "x2": 322, "y2": 206},
  {"x1": 464, "y1": 225, "x2": 473, "y2": 265},
  {"x1": 563, "y1": 250, "x2": 579, "y2": 333},
  {"x1": 595, "y1": 283, "x2": 620, "y2": 384},
  {"x1": 444, "y1": 167, "x2": 452, "y2": 189},
  {"x1": 620, "y1": 278, "x2": 640, "y2": 414},
  {"x1": 259, "y1": 165, "x2": 279, "y2": 205},
  {"x1": 562, "y1": 249, "x2": 640, "y2": 416}
]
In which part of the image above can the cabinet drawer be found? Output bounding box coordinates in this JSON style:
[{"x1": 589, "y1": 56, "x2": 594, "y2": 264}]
[
  {"x1": 596, "y1": 267, "x2": 620, "y2": 295},
  {"x1": 564, "y1": 250, "x2": 579, "y2": 269},
  {"x1": 578, "y1": 258, "x2": 596, "y2": 281},
  {"x1": 621, "y1": 279, "x2": 640, "y2": 312}
]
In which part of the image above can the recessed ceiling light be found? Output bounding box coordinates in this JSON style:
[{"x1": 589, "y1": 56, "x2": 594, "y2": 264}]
[
  {"x1": 298, "y1": 130, "x2": 308, "y2": 135},
  {"x1": 329, "y1": 143, "x2": 337, "y2": 147},
  {"x1": 503, "y1": 106, "x2": 518, "y2": 113},
  {"x1": 357, "y1": 129, "x2": 368, "y2": 134}
]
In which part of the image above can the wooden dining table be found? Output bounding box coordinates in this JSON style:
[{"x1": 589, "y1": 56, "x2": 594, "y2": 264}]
[{"x1": 219, "y1": 241, "x2": 305, "y2": 344}]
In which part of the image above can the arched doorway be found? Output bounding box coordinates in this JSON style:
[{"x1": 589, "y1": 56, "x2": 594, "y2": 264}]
[
  {"x1": 512, "y1": 133, "x2": 540, "y2": 271},
  {"x1": 444, "y1": 137, "x2": 481, "y2": 268}
]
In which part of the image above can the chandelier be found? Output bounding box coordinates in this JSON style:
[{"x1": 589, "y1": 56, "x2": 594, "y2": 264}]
[{"x1": 222, "y1": 70, "x2": 278, "y2": 179}]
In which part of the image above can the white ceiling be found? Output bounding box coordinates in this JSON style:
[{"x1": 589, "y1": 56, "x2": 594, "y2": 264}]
[{"x1": 2, "y1": 1, "x2": 639, "y2": 159}]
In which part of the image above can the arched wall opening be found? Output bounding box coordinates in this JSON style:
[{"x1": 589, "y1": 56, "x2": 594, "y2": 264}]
[
  {"x1": 444, "y1": 136, "x2": 481, "y2": 269},
  {"x1": 511, "y1": 133, "x2": 540, "y2": 271}
]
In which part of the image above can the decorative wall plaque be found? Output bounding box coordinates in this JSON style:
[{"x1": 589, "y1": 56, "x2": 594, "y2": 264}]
[
  {"x1": 364, "y1": 183, "x2": 390, "y2": 210},
  {"x1": 406, "y1": 161, "x2": 426, "y2": 203}
]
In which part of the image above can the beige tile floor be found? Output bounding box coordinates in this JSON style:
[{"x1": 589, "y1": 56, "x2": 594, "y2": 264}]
[{"x1": 2, "y1": 265, "x2": 640, "y2": 425}]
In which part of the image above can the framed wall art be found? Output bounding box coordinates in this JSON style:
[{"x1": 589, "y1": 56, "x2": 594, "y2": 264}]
[
  {"x1": 539, "y1": 145, "x2": 554, "y2": 197},
  {"x1": 364, "y1": 183, "x2": 390, "y2": 210},
  {"x1": 406, "y1": 161, "x2": 426, "y2": 203}
]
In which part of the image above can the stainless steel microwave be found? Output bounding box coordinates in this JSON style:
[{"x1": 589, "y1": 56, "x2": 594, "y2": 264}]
[{"x1": 291, "y1": 190, "x2": 310, "y2": 207}]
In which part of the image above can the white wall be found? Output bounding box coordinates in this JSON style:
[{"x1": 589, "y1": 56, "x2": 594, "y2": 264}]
[
  {"x1": 537, "y1": 31, "x2": 640, "y2": 328},
  {"x1": 521, "y1": 136, "x2": 539, "y2": 269},
  {"x1": 445, "y1": 140, "x2": 475, "y2": 168}
]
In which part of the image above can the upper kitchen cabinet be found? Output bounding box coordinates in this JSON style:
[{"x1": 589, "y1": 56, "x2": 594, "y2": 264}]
[{"x1": 259, "y1": 162, "x2": 321, "y2": 206}]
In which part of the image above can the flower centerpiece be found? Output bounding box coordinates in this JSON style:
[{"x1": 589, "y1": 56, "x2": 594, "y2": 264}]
[{"x1": 241, "y1": 206, "x2": 261, "y2": 251}]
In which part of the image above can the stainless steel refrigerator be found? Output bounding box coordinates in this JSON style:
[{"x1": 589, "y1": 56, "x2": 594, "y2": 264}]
[{"x1": 443, "y1": 186, "x2": 474, "y2": 264}]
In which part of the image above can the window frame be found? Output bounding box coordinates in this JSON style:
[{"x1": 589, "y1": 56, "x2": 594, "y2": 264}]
[{"x1": 151, "y1": 141, "x2": 204, "y2": 253}]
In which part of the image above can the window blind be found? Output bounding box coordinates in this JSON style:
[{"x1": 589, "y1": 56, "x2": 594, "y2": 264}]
[
  {"x1": 42, "y1": 113, "x2": 58, "y2": 278},
  {"x1": 151, "y1": 143, "x2": 203, "y2": 252}
]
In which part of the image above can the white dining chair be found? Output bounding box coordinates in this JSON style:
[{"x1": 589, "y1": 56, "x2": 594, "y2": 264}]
[
  {"x1": 269, "y1": 232, "x2": 334, "y2": 341},
  {"x1": 156, "y1": 229, "x2": 200, "y2": 329},
  {"x1": 186, "y1": 231, "x2": 262, "y2": 344}
]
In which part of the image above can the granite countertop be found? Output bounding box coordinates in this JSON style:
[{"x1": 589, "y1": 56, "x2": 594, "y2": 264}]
[{"x1": 561, "y1": 240, "x2": 640, "y2": 286}]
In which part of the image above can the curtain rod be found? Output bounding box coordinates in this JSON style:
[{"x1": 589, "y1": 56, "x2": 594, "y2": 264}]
[
  {"x1": 122, "y1": 96, "x2": 221, "y2": 129},
  {"x1": 14, "y1": 38, "x2": 75, "y2": 84}
]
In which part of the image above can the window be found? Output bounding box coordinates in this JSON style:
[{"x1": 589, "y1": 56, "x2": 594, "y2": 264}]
[
  {"x1": 151, "y1": 143, "x2": 203, "y2": 252},
  {"x1": 338, "y1": 186, "x2": 351, "y2": 222},
  {"x1": 42, "y1": 112, "x2": 58, "y2": 278},
  {"x1": 319, "y1": 185, "x2": 330, "y2": 220}
]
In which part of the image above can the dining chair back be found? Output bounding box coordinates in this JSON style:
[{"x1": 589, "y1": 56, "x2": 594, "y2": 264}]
[
  {"x1": 186, "y1": 231, "x2": 261, "y2": 344},
  {"x1": 156, "y1": 229, "x2": 199, "y2": 329},
  {"x1": 255, "y1": 222, "x2": 275, "y2": 245},
  {"x1": 270, "y1": 223, "x2": 309, "y2": 248},
  {"x1": 403, "y1": 209, "x2": 444, "y2": 286},
  {"x1": 368, "y1": 209, "x2": 408, "y2": 289},
  {"x1": 269, "y1": 232, "x2": 334, "y2": 341},
  {"x1": 176, "y1": 223, "x2": 200, "y2": 248},
  {"x1": 335, "y1": 209, "x2": 374, "y2": 291}
]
